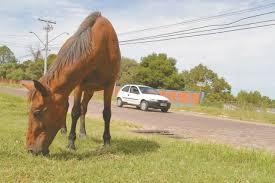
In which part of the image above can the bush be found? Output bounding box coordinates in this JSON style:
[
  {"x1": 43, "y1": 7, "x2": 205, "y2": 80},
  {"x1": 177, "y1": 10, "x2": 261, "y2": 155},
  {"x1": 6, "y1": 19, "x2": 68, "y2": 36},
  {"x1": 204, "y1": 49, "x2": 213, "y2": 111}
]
[{"x1": 6, "y1": 68, "x2": 25, "y2": 80}]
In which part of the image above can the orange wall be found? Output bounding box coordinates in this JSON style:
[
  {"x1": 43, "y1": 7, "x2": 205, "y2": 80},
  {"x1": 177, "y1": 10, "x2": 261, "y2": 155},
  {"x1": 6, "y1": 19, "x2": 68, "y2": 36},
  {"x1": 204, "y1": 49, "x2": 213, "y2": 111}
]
[
  {"x1": 179, "y1": 92, "x2": 190, "y2": 104},
  {"x1": 191, "y1": 93, "x2": 201, "y2": 104}
]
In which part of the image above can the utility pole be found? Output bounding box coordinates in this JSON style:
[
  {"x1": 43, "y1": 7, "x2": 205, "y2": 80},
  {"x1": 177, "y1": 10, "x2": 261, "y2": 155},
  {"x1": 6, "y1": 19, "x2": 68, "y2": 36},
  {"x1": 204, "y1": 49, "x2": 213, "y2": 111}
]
[
  {"x1": 30, "y1": 19, "x2": 69, "y2": 75},
  {"x1": 38, "y1": 18, "x2": 56, "y2": 75}
]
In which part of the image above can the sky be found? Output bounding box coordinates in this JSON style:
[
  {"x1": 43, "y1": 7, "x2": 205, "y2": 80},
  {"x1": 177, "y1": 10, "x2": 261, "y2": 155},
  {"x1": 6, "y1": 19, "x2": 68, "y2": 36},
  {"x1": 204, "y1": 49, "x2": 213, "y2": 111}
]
[{"x1": 0, "y1": 0, "x2": 275, "y2": 98}]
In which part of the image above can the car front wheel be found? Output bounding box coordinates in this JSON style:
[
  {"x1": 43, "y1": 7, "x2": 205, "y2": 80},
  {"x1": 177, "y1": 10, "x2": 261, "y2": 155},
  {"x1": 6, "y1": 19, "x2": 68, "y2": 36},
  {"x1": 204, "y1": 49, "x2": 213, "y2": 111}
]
[
  {"x1": 161, "y1": 107, "x2": 169, "y2": 112},
  {"x1": 117, "y1": 98, "x2": 123, "y2": 107},
  {"x1": 140, "y1": 101, "x2": 148, "y2": 111}
]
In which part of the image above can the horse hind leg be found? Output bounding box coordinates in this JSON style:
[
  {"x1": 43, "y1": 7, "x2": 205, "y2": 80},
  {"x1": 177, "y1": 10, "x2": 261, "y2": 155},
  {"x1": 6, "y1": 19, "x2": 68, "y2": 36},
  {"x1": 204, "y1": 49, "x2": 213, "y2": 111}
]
[
  {"x1": 79, "y1": 90, "x2": 94, "y2": 139},
  {"x1": 103, "y1": 83, "x2": 115, "y2": 145},
  {"x1": 67, "y1": 86, "x2": 82, "y2": 150}
]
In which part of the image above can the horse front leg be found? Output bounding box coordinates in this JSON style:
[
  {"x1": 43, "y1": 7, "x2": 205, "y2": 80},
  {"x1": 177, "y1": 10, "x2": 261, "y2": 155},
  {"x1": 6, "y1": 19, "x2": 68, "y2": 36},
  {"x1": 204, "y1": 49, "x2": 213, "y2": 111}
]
[
  {"x1": 103, "y1": 83, "x2": 115, "y2": 145},
  {"x1": 60, "y1": 100, "x2": 69, "y2": 135},
  {"x1": 67, "y1": 86, "x2": 82, "y2": 150},
  {"x1": 79, "y1": 90, "x2": 94, "y2": 139},
  {"x1": 60, "y1": 124, "x2": 67, "y2": 135}
]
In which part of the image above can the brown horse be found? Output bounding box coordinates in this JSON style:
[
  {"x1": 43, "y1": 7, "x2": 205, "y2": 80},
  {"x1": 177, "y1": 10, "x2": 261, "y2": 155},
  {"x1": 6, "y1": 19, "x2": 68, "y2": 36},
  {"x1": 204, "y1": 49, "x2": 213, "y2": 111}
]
[{"x1": 21, "y1": 12, "x2": 121, "y2": 155}]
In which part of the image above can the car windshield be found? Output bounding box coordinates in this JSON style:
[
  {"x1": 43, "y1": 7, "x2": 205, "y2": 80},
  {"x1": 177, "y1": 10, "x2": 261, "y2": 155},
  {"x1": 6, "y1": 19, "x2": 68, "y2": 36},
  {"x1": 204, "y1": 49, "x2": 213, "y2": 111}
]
[{"x1": 139, "y1": 87, "x2": 160, "y2": 95}]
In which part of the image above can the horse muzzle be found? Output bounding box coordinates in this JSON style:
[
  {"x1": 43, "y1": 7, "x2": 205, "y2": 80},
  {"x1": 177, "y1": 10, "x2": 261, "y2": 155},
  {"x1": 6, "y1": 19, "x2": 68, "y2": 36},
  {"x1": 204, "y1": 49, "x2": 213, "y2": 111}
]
[{"x1": 27, "y1": 146, "x2": 49, "y2": 156}]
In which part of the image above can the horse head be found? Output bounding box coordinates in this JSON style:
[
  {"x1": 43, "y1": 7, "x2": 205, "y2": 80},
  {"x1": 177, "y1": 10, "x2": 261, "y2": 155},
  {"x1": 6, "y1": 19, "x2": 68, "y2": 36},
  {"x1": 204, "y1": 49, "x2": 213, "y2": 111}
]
[{"x1": 21, "y1": 80, "x2": 69, "y2": 155}]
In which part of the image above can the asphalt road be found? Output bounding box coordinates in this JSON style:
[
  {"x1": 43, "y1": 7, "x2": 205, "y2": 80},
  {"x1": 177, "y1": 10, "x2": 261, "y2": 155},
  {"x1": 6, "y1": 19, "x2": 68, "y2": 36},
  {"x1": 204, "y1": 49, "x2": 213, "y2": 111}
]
[{"x1": 1, "y1": 87, "x2": 275, "y2": 153}]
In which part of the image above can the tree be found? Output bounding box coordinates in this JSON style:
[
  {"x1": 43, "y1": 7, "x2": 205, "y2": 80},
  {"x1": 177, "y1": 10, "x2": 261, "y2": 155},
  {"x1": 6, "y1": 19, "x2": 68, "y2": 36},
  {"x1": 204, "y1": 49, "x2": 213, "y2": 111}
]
[
  {"x1": 23, "y1": 59, "x2": 44, "y2": 80},
  {"x1": 29, "y1": 46, "x2": 43, "y2": 62},
  {"x1": 0, "y1": 62, "x2": 25, "y2": 80},
  {"x1": 183, "y1": 64, "x2": 233, "y2": 103},
  {"x1": 236, "y1": 90, "x2": 272, "y2": 109},
  {"x1": 134, "y1": 53, "x2": 184, "y2": 89},
  {"x1": 117, "y1": 57, "x2": 138, "y2": 86},
  {"x1": 163, "y1": 72, "x2": 185, "y2": 90},
  {"x1": 271, "y1": 100, "x2": 275, "y2": 108},
  {"x1": 261, "y1": 96, "x2": 272, "y2": 108},
  {"x1": 0, "y1": 64, "x2": 11, "y2": 78},
  {"x1": 6, "y1": 67, "x2": 25, "y2": 80},
  {"x1": 236, "y1": 90, "x2": 249, "y2": 106},
  {"x1": 0, "y1": 45, "x2": 56, "y2": 80},
  {"x1": 47, "y1": 54, "x2": 57, "y2": 67},
  {"x1": 0, "y1": 45, "x2": 17, "y2": 64}
]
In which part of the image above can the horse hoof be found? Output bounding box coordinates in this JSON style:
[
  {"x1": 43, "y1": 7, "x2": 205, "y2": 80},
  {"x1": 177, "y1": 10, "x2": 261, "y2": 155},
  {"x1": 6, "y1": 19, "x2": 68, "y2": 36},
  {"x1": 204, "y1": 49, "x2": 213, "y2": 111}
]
[
  {"x1": 104, "y1": 143, "x2": 111, "y2": 147},
  {"x1": 67, "y1": 143, "x2": 76, "y2": 150},
  {"x1": 103, "y1": 140, "x2": 111, "y2": 146},
  {"x1": 79, "y1": 133, "x2": 87, "y2": 139},
  {"x1": 60, "y1": 128, "x2": 67, "y2": 136}
]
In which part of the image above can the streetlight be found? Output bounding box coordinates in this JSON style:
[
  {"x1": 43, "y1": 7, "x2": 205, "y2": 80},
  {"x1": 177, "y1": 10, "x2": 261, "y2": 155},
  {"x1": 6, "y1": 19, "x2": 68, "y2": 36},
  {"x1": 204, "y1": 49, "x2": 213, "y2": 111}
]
[
  {"x1": 29, "y1": 31, "x2": 69, "y2": 75},
  {"x1": 48, "y1": 32, "x2": 69, "y2": 43},
  {"x1": 29, "y1": 32, "x2": 45, "y2": 47}
]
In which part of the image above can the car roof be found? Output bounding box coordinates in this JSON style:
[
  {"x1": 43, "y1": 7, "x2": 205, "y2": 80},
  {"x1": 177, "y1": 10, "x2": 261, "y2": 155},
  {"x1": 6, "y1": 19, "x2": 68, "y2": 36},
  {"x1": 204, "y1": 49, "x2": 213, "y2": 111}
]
[{"x1": 123, "y1": 84, "x2": 150, "y2": 88}]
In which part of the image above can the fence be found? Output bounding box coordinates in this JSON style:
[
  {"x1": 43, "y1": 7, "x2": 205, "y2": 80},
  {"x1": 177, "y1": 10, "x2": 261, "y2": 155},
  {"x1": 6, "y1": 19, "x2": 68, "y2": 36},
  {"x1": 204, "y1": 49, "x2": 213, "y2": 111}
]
[
  {"x1": 0, "y1": 79, "x2": 205, "y2": 105},
  {"x1": 0, "y1": 78, "x2": 20, "y2": 84}
]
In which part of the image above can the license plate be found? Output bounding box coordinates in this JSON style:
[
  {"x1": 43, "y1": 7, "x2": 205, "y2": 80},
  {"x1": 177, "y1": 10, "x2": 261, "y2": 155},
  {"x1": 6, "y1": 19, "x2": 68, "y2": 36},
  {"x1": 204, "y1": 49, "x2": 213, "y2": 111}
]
[{"x1": 160, "y1": 103, "x2": 167, "y2": 107}]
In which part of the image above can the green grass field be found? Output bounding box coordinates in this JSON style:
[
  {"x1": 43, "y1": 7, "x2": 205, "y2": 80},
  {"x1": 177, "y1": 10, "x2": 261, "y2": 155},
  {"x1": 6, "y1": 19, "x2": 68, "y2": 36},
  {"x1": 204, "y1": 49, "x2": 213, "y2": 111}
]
[
  {"x1": 0, "y1": 92, "x2": 275, "y2": 183},
  {"x1": 172, "y1": 105, "x2": 275, "y2": 125}
]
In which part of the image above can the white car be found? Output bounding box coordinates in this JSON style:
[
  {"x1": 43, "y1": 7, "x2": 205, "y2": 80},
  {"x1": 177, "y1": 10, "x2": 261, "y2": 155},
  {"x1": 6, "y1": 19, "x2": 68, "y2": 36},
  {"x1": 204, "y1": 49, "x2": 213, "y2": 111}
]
[{"x1": 116, "y1": 85, "x2": 171, "y2": 112}]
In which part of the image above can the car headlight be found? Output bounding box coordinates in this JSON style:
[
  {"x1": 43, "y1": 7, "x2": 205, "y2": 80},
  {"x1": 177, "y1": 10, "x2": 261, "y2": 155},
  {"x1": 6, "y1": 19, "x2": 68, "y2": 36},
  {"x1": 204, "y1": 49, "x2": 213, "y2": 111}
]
[{"x1": 149, "y1": 99, "x2": 158, "y2": 102}]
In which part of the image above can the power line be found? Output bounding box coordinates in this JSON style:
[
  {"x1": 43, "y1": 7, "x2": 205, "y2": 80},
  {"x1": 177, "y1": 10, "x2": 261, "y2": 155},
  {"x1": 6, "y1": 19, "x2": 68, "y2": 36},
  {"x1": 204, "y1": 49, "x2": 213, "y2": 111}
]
[
  {"x1": 0, "y1": 41, "x2": 32, "y2": 47},
  {"x1": 0, "y1": 34, "x2": 36, "y2": 37},
  {"x1": 0, "y1": 45, "x2": 29, "y2": 48},
  {"x1": 120, "y1": 10, "x2": 275, "y2": 43},
  {"x1": 118, "y1": 2, "x2": 275, "y2": 35},
  {"x1": 120, "y1": 19, "x2": 275, "y2": 43},
  {"x1": 120, "y1": 23, "x2": 275, "y2": 45}
]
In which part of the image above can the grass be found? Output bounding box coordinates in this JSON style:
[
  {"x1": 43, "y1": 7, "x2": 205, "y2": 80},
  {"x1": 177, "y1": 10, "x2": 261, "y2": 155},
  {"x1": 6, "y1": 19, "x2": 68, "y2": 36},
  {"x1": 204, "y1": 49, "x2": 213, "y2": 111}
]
[
  {"x1": 0, "y1": 92, "x2": 274, "y2": 183},
  {"x1": 0, "y1": 82, "x2": 22, "y2": 88},
  {"x1": 173, "y1": 105, "x2": 275, "y2": 125}
]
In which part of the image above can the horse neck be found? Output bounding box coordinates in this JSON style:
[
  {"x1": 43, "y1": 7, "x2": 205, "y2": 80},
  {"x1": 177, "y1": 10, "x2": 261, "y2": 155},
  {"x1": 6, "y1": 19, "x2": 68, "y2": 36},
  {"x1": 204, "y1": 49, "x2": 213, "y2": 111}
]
[{"x1": 41, "y1": 72, "x2": 83, "y2": 102}]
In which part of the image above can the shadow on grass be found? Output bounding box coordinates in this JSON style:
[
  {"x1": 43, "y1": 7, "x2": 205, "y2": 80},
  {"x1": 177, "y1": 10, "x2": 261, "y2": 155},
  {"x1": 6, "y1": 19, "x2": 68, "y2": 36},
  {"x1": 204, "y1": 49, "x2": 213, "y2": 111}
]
[{"x1": 49, "y1": 137, "x2": 160, "y2": 161}]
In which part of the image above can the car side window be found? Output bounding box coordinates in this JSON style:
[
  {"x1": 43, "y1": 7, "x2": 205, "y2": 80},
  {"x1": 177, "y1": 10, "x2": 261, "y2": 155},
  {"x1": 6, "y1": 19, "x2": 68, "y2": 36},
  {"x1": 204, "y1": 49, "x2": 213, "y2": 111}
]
[
  {"x1": 130, "y1": 86, "x2": 139, "y2": 94},
  {"x1": 122, "y1": 86, "x2": 130, "y2": 92}
]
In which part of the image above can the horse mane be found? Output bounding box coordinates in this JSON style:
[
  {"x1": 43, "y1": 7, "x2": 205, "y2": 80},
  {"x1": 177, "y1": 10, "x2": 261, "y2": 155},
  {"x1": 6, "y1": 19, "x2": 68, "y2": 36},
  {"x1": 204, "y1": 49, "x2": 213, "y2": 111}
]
[{"x1": 44, "y1": 12, "x2": 101, "y2": 84}]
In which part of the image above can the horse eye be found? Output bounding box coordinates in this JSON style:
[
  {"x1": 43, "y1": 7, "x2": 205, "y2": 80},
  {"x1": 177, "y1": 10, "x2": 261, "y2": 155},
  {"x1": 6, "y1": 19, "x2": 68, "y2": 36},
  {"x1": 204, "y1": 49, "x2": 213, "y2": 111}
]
[
  {"x1": 33, "y1": 110, "x2": 42, "y2": 117},
  {"x1": 33, "y1": 108, "x2": 47, "y2": 118}
]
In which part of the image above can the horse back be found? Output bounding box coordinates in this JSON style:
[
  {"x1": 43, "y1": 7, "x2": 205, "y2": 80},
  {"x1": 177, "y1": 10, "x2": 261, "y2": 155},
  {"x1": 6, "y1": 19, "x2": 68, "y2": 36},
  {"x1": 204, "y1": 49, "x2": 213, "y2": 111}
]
[{"x1": 81, "y1": 16, "x2": 121, "y2": 91}]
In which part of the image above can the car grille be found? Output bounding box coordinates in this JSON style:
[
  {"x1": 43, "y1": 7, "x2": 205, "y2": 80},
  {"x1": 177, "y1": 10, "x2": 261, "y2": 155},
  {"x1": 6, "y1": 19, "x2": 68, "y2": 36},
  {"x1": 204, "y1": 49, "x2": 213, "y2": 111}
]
[{"x1": 158, "y1": 100, "x2": 167, "y2": 103}]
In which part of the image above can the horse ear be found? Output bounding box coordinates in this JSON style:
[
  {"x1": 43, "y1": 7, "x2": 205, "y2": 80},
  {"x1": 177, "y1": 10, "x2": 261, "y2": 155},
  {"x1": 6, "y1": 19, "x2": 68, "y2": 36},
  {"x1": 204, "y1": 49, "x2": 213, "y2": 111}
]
[
  {"x1": 33, "y1": 80, "x2": 49, "y2": 97},
  {"x1": 20, "y1": 80, "x2": 34, "y2": 91}
]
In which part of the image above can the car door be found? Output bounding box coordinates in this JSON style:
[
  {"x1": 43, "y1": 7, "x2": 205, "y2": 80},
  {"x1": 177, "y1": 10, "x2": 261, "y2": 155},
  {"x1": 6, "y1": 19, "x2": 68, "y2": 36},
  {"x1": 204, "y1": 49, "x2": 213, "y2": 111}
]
[
  {"x1": 128, "y1": 86, "x2": 140, "y2": 105},
  {"x1": 120, "y1": 85, "x2": 130, "y2": 103}
]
